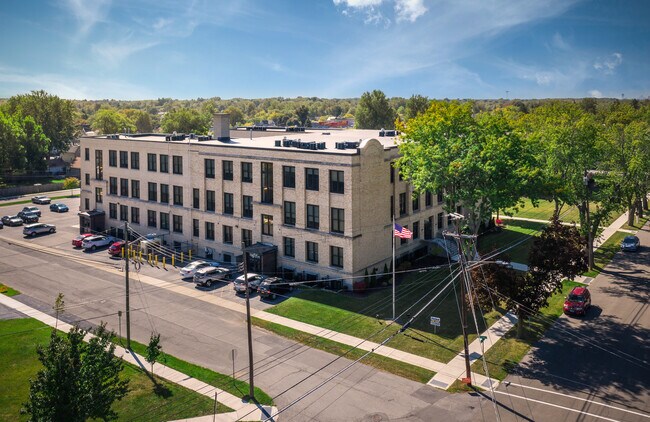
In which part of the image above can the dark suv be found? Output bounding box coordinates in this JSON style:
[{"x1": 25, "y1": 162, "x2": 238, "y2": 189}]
[
  {"x1": 564, "y1": 286, "x2": 591, "y2": 316},
  {"x1": 258, "y1": 277, "x2": 292, "y2": 300}
]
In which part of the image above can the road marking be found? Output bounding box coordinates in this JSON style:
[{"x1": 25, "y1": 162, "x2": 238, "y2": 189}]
[
  {"x1": 494, "y1": 391, "x2": 624, "y2": 422},
  {"x1": 504, "y1": 382, "x2": 650, "y2": 419}
]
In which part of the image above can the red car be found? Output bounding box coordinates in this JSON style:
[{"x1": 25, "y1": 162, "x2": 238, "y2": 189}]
[
  {"x1": 72, "y1": 233, "x2": 93, "y2": 248},
  {"x1": 564, "y1": 286, "x2": 591, "y2": 316},
  {"x1": 108, "y1": 240, "x2": 126, "y2": 257}
]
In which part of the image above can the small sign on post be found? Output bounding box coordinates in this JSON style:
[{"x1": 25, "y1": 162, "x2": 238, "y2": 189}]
[{"x1": 430, "y1": 316, "x2": 441, "y2": 333}]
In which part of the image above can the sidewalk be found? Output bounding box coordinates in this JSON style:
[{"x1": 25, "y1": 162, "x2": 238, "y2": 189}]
[{"x1": 0, "y1": 293, "x2": 276, "y2": 421}]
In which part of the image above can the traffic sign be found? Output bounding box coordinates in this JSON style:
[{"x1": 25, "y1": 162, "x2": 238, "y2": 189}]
[{"x1": 430, "y1": 316, "x2": 441, "y2": 327}]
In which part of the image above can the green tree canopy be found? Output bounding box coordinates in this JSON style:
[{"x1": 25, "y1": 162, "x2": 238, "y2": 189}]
[
  {"x1": 355, "y1": 90, "x2": 397, "y2": 129},
  {"x1": 161, "y1": 108, "x2": 210, "y2": 134},
  {"x1": 0, "y1": 111, "x2": 49, "y2": 173},
  {"x1": 404, "y1": 94, "x2": 430, "y2": 121},
  {"x1": 91, "y1": 108, "x2": 135, "y2": 135}
]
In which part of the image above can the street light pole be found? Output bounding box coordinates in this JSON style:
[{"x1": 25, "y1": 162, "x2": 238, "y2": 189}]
[
  {"x1": 242, "y1": 242, "x2": 255, "y2": 400},
  {"x1": 124, "y1": 221, "x2": 131, "y2": 349}
]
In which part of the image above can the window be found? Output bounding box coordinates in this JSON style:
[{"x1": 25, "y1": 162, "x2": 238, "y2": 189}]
[
  {"x1": 160, "y1": 212, "x2": 169, "y2": 230},
  {"x1": 261, "y1": 162, "x2": 273, "y2": 204},
  {"x1": 172, "y1": 155, "x2": 183, "y2": 174},
  {"x1": 241, "y1": 162, "x2": 252, "y2": 183},
  {"x1": 283, "y1": 201, "x2": 296, "y2": 226},
  {"x1": 223, "y1": 225, "x2": 233, "y2": 244},
  {"x1": 85, "y1": 173, "x2": 90, "y2": 186},
  {"x1": 148, "y1": 182, "x2": 157, "y2": 201},
  {"x1": 390, "y1": 195, "x2": 394, "y2": 217},
  {"x1": 306, "y1": 168, "x2": 319, "y2": 191},
  {"x1": 120, "y1": 204, "x2": 128, "y2": 221},
  {"x1": 390, "y1": 166, "x2": 394, "y2": 183},
  {"x1": 399, "y1": 193, "x2": 407, "y2": 216},
  {"x1": 205, "y1": 222, "x2": 215, "y2": 240},
  {"x1": 412, "y1": 194, "x2": 420, "y2": 212},
  {"x1": 193, "y1": 188, "x2": 200, "y2": 209},
  {"x1": 131, "y1": 180, "x2": 140, "y2": 199},
  {"x1": 306, "y1": 205, "x2": 319, "y2": 229},
  {"x1": 330, "y1": 246, "x2": 343, "y2": 268},
  {"x1": 109, "y1": 150, "x2": 117, "y2": 167},
  {"x1": 425, "y1": 191, "x2": 432, "y2": 207},
  {"x1": 173, "y1": 186, "x2": 183, "y2": 206},
  {"x1": 205, "y1": 159, "x2": 215, "y2": 178},
  {"x1": 109, "y1": 177, "x2": 117, "y2": 195},
  {"x1": 283, "y1": 166, "x2": 295, "y2": 188},
  {"x1": 206, "y1": 190, "x2": 215, "y2": 212},
  {"x1": 131, "y1": 207, "x2": 140, "y2": 224},
  {"x1": 84, "y1": 198, "x2": 90, "y2": 210},
  {"x1": 283, "y1": 237, "x2": 295, "y2": 257},
  {"x1": 242, "y1": 229, "x2": 252, "y2": 247},
  {"x1": 160, "y1": 184, "x2": 169, "y2": 204},
  {"x1": 437, "y1": 212, "x2": 444, "y2": 229},
  {"x1": 262, "y1": 214, "x2": 273, "y2": 236},
  {"x1": 147, "y1": 153, "x2": 157, "y2": 171},
  {"x1": 437, "y1": 189, "x2": 444, "y2": 204},
  {"x1": 85, "y1": 148, "x2": 89, "y2": 161},
  {"x1": 412, "y1": 221, "x2": 419, "y2": 239},
  {"x1": 173, "y1": 215, "x2": 183, "y2": 233},
  {"x1": 330, "y1": 208, "x2": 344, "y2": 234},
  {"x1": 131, "y1": 152, "x2": 139, "y2": 169},
  {"x1": 222, "y1": 160, "x2": 233, "y2": 180},
  {"x1": 329, "y1": 170, "x2": 344, "y2": 194},
  {"x1": 242, "y1": 195, "x2": 253, "y2": 218},
  {"x1": 160, "y1": 154, "x2": 169, "y2": 173},
  {"x1": 109, "y1": 203, "x2": 117, "y2": 219},
  {"x1": 95, "y1": 187, "x2": 103, "y2": 203},
  {"x1": 193, "y1": 219, "x2": 199, "y2": 237},
  {"x1": 147, "y1": 210, "x2": 157, "y2": 227},
  {"x1": 120, "y1": 178, "x2": 129, "y2": 197},
  {"x1": 306, "y1": 241, "x2": 318, "y2": 263},
  {"x1": 424, "y1": 217, "x2": 433, "y2": 240},
  {"x1": 223, "y1": 193, "x2": 234, "y2": 215},
  {"x1": 95, "y1": 150, "x2": 103, "y2": 179},
  {"x1": 119, "y1": 151, "x2": 128, "y2": 168}
]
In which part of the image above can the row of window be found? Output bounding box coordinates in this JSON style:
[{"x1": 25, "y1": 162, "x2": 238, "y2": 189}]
[
  {"x1": 283, "y1": 202, "x2": 344, "y2": 233},
  {"x1": 391, "y1": 191, "x2": 444, "y2": 217},
  {"x1": 283, "y1": 238, "x2": 343, "y2": 268},
  {"x1": 105, "y1": 150, "x2": 183, "y2": 174}
]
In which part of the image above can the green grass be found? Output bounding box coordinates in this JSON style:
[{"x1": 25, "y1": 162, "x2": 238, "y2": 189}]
[
  {"x1": 118, "y1": 337, "x2": 274, "y2": 406},
  {"x1": 621, "y1": 214, "x2": 650, "y2": 231},
  {"x1": 583, "y1": 231, "x2": 629, "y2": 277},
  {"x1": 265, "y1": 268, "x2": 504, "y2": 364},
  {"x1": 0, "y1": 194, "x2": 80, "y2": 207},
  {"x1": 471, "y1": 281, "x2": 582, "y2": 380},
  {"x1": 0, "y1": 318, "x2": 227, "y2": 421},
  {"x1": 504, "y1": 198, "x2": 618, "y2": 226},
  {"x1": 253, "y1": 317, "x2": 435, "y2": 383},
  {"x1": 478, "y1": 220, "x2": 545, "y2": 264},
  {"x1": 0, "y1": 283, "x2": 20, "y2": 296}
]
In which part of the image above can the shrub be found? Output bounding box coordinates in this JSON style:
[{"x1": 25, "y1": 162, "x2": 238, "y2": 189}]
[{"x1": 62, "y1": 177, "x2": 80, "y2": 189}]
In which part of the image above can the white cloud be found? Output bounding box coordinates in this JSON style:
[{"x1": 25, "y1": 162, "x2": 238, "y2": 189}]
[
  {"x1": 333, "y1": 0, "x2": 429, "y2": 25},
  {"x1": 593, "y1": 52, "x2": 623, "y2": 74},
  {"x1": 395, "y1": 0, "x2": 427, "y2": 22},
  {"x1": 333, "y1": 0, "x2": 383, "y2": 6},
  {"x1": 63, "y1": 0, "x2": 112, "y2": 34},
  {"x1": 91, "y1": 39, "x2": 158, "y2": 64},
  {"x1": 589, "y1": 89, "x2": 603, "y2": 98},
  {"x1": 552, "y1": 32, "x2": 570, "y2": 50}
]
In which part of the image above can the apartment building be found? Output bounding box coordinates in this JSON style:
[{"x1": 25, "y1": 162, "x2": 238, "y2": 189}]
[{"x1": 79, "y1": 114, "x2": 451, "y2": 289}]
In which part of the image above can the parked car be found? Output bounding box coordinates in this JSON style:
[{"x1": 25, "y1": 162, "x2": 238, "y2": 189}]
[
  {"x1": 108, "y1": 240, "x2": 126, "y2": 257},
  {"x1": 50, "y1": 203, "x2": 69, "y2": 213},
  {"x1": 23, "y1": 223, "x2": 56, "y2": 237},
  {"x1": 0, "y1": 221, "x2": 3, "y2": 229},
  {"x1": 193, "y1": 267, "x2": 232, "y2": 287},
  {"x1": 233, "y1": 273, "x2": 267, "y2": 294},
  {"x1": 258, "y1": 277, "x2": 292, "y2": 300},
  {"x1": 31, "y1": 196, "x2": 51, "y2": 204},
  {"x1": 21, "y1": 206, "x2": 41, "y2": 217},
  {"x1": 2, "y1": 215, "x2": 24, "y2": 226},
  {"x1": 621, "y1": 235, "x2": 640, "y2": 252},
  {"x1": 179, "y1": 260, "x2": 221, "y2": 279},
  {"x1": 563, "y1": 286, "x2": 591, "y2": 316},
  {"x1": 72, "y1": 233, "x2": 94, "y2": 248},
  {"x1": 82, "y1": 235, "x2": 116, "y2": 251},
  {"x1": 18, "y1": 211, "x2": 40, "y2": 223}
]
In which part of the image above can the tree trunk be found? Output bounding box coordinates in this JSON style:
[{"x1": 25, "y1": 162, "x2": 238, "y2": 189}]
[
  {"x1": 628, "y1": 200, "x2": 635, "y2": 226},
  {"x1": 516, "y1": 308, "x2": 525, "y2": 338},
  {"x1": 643, "y1": 196, "x2": 648, "y2": 211},
  {"x1": 553, "y1": 199, "x2": 561, "y2": 220},
  {"x1": 636, "y1": 199, "x2": 643, "y2": 219}
]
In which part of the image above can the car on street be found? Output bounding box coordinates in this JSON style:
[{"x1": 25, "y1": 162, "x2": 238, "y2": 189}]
[
  {"x1": 50, "y1": 203, "x2": 69, "y2": 213},
  {"x1": 233, "y1": 273, "x2": 267, "y2": 294},
  {"x1": 81, "y1": 235, "x2": 116, "y2": 251},
  {"x1": 258, "y1": 277, "x2": 292, "y2": 300},
  {"x1": 72, "y1": 233, "x2": 94, "y2": 248},
  {"x1": 21, "y1": 206, "x2": 41, "y2": 217},
  {"x1": 620, "y1": 235, "x2": 640, "y2": 252},
  {"x1": 563, "y1": 286, "x2": 591, "y2": 316},
  {"x1": 31, "y1": 196, "x2": 51, "y2": 204},
  {"x1": 108, "y1": 240, "x2": 126, "y2": 257},
  {"x1": 23, "y1": 223, "x2": 56, "y2": 237},
  {"x1": 193, "y1": 267, "x2": 232, "y2": 287},
  {"x1": 18, "y1": 211, "x2": 40, "y2": 223},
  {"x1": 179, "y1": 260, "x2": 221, "y2": 278},
  {"x1": 0, "y1": 221, "x2": 3, "y2": 229},
  {"x1": 2, "y1": 215, "x2": 24, "y2": 226}
]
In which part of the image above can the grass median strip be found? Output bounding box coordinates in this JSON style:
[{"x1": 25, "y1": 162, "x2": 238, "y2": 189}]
[
  {"x1": 253, "y1": 317, "x2": 435, "y2": 384},
  {"x1": 0, "y1": 283, "x2": 20, "y2": 296}
]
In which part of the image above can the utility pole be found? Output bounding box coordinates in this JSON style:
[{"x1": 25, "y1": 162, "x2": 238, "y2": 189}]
[
  {"x1": 242, "y1": 242, "x2": 255, "y2": 400},
  {"x1": 124, "y1": 221, "x2": 131, "y2": 349}
]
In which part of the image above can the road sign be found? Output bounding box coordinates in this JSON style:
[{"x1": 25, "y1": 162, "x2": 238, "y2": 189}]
[{"x1": 430, "y1": 316, "x2": 441, "y2": 327}]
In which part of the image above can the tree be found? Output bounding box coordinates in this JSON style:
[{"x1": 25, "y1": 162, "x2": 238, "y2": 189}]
[
  {"x1": 355, "y1": 90, "x2": 397, "y2": 129},
  {"x1": 404, "y1": 94, "x2": 430, "y2": 120},
  {"x1": 91, "y1": 108, "x2": 134, "y2": 135},
  {"x1": 224, "y1": 106, "x2": 244, "y2": 126},
  {"x1": 63, "y1": 177, "x2": 80, "y2": 189},
  {"x1": 23, "y1": 323, "x2": 129, "y2": 421},
  {"x1": 0, "y1": 111, "x2": 50, "y2": 174},
  {"x1": 53, "y1": 293, "x2": 65, "y2": 329},
  {"x1": 295, "y1": 105, "x2": 310, "y2": 126},
  {"x1": 145, "y1": 332, "x2": 163, "y2": 373},
  {"x1": 122, "y1": 109, "x2": 153, "y2": 133},
  {"x1": 161, "y1": 109, "x2": 210, "y2": 134}
]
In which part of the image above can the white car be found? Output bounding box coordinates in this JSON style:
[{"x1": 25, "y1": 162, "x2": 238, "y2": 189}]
[
  {"x1": 31, "y1": 196, "x2": 51, "y2": 205},
  {"x1": 193, "y1": 267, "x2": 232, "y2": 287},
  {"x1": 23, "y1": 223, "x2": 56, "y2": 236},
  {"x1": 82, "y1": 235, "x2": 116, "y2": 251},
  {"x1": 233, "y1": 273, "x2": 267, "y2": 294},
  {"x1": 179, "y1": 260, "x2": 221, "y2": 279}
]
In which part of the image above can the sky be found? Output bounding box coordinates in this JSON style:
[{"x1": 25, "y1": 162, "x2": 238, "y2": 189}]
[{"x1": 0, "y1": 0, "x2": 648, "y2": 100}]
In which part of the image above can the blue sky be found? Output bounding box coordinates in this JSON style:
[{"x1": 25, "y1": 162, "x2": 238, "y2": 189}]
[{"x1": 0, "y1": 0, "x2": 648, "y2": 100}]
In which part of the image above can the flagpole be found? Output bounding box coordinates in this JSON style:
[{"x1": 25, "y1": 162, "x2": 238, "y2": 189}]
[{"x1": 392, "y1": 214, "x2": 396, "y2": 321}]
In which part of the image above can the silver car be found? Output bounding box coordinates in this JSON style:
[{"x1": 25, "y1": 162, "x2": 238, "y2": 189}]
[
  {"x1": 193, "y1": 267, "x2": 232, "y2": 287},
  {"x1": 23, "y1": 223, "x2": 56, "y2": 236},
  {"x1": 233, "y1": 273, "x2": 267, "y2": 294}
]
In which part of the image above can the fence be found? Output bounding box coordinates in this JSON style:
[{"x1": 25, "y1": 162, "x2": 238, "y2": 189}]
[{"x1": 0, "y1": 183, "x2": 63, "y2": 199}]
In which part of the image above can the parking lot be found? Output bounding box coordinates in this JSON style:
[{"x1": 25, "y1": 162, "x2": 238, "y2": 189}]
[{"x1": 0, "y1": 196, "x2": 283, "y2": 312}]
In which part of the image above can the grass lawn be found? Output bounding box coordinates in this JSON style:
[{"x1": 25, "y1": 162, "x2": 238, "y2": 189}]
[
  {"x1": 477, "y1": 220, "x2": 545, "y2": 264},
  {"x1": 622, "y1": 214, "x2": 650, "y2": 231},
  {"x1": 583, "y1": 231, "x2": 629, "y2": 278},
  {"x1": 504, "y1": 198, "x2": 618, "y2": 226},
  {"x1": 471, "y1": 280, "x2": 582, "y2": 380},
  {"x1": 0, "y1": 318, "x2": 227, "y2": 421},
  {"x1": 265, "y1": 268, "x2": 504, "y2": 365},
  {"x1": 253, "y1": 317, "x2": 435, "y2": 384},
  {"x1": 0, "y1": 283, "x2": 20, "y2": 296},
  {"x1": 0, "y1": 194, "x2": 80, "y2": 207}
]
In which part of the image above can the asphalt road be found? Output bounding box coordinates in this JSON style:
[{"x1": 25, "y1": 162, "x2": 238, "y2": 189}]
[{"x1": 0, "y1": 196, "x2": 490, "y2": 421}]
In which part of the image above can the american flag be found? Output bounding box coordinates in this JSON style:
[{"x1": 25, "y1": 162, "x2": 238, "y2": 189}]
[{"x1": 394, "y1": 223, "x2": 412, "y2": 239}]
